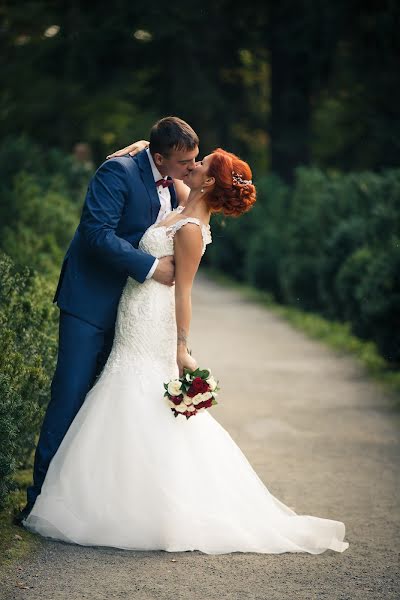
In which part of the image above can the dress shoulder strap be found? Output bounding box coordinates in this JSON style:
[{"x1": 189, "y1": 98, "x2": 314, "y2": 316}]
[{"x1": 165, "y1": 218, "x2": 212, "y2": 255}]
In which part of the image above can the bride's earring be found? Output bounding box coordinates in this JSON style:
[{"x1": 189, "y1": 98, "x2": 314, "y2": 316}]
[{"x1": 201, "y1": 188, "x2": 204, "y2": 193}]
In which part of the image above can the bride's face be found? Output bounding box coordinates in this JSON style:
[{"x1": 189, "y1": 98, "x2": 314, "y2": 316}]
[{"x1": 183, "y1": 154, "x2": 213, "y2": 191}]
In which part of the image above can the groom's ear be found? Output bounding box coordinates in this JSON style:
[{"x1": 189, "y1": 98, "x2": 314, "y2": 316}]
[{"x1": 153, "y1": 152, "x2": 164, "y2": 167}]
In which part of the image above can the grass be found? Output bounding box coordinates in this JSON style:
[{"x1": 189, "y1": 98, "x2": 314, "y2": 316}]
[
  {"x1": 204, "y1": 268, "x2": 400, "y2": 400},
  {"x1": 0, "y1": 467, "x2": 42, "y2": 586}
]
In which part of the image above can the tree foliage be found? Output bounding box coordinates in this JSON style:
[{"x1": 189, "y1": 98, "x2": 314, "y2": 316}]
[{"x1": 1, "y1": 1, "x2": 398, "y2": 177}]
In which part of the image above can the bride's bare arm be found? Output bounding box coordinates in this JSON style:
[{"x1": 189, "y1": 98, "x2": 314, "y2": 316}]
[
  {"x1": 173, "y1": 179, "x2": 190, "y2": 206},
  {"x1": 174, "y1": 224, "x2": 204, "y2": 375}
]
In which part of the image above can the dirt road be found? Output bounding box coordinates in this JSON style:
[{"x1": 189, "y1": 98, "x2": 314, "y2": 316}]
[{"x1": 2, "y1": 274, "x2": 399, "y2": 599}]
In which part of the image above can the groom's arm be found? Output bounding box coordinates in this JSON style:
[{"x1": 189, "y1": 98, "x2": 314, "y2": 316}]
[{"x1": 78, "y1": 159, "x2": 156, "y2": 283}]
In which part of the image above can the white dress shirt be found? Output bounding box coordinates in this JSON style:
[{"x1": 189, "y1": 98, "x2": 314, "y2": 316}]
[{"x1": 145, "y1": 148, "x2": 172, "y2": 279}]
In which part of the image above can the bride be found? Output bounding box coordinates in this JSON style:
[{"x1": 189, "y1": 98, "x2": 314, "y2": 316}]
[{"x1": 23, "y1": 147, "x2": 349, "y2": 555}]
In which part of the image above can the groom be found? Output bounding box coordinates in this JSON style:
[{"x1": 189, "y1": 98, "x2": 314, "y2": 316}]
[{"x1": 16, "y1": 116, "x2": 199, "y2": 523}]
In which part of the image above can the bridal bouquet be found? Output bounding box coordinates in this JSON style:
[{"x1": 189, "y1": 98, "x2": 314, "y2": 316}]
[{"x1": 164, "y1": 368, "x2": 220, "y2": 420}]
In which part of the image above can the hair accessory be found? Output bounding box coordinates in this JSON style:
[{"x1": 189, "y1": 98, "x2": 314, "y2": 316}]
[{"x1": 232, "y1": 171, "x2": 252, "y2": 186}]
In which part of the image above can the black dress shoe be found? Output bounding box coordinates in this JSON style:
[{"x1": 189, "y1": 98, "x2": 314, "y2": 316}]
[{"x1": 13, "y1": 503, "x2": 34, "y2": 527}]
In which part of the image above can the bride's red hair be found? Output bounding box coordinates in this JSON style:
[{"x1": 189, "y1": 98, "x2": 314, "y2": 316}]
[{"x1": 206, "y1": 148, "x2": 256, "y2": 217}]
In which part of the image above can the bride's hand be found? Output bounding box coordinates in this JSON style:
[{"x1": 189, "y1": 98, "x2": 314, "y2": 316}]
[
  {"x1": 177, "y1": 348, "x2": 198, "y2": 377},
  {"x1": 106, "y1": 140, "x2": 149, "y2": 159}
]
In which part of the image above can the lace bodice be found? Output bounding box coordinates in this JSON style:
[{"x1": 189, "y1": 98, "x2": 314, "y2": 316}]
[
  {"x1": 99, "y1": 218, "x2": 212, "y2": 384},
  {"x1": 139, "y1": 217, "x2": 212, "y2": 258}
]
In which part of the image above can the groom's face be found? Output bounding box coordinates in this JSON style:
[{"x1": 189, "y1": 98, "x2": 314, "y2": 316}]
[{"x1": 154, "y1": 146, "x2": 199, "y2": 180}]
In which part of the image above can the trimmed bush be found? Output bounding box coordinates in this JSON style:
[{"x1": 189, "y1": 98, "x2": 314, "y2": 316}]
[
  {"x1": 0, "y1": 136, "x2": 82, "y2": 509},
  {"x1": 206, "y1": 166, "x2": 400, "y2": 366},
  {"x1": 0, "y1": 253, "x2": 58, "y2": 507},
  {"x1": 357, "y1": 239, "x2": 400, "y2": 363}
]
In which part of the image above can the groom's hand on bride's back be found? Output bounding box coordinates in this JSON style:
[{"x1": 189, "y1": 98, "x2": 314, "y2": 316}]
[{"x1": 152, "y1": 256, "x2": 175, "y2": 286}]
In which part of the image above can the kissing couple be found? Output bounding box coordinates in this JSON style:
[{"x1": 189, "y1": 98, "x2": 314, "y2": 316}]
[{"x1": 19, "y1": 116, "x2": 349, "y2": 554}]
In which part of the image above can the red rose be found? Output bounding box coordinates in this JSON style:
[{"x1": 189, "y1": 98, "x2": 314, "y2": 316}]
[
  {"x1": 171, "y1": 395, "x2": 183, "y2": 406},
  {"x1": 197, "y1": 398, "x2": 212, "y2": 410},
  {"x1": 185, "y1": 410, "x2": 197, "y2": 419},
  {"x1": 186, "y1": 386, "x2": 197, "y2": 398},
  {"x1": 191, "y1": 377, "x2": 210, "y2": 394}
]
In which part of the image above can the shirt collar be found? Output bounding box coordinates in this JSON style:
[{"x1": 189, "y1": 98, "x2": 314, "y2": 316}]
[{"x1": 146, "y1": 148, "x2": 166, "y2": 183}]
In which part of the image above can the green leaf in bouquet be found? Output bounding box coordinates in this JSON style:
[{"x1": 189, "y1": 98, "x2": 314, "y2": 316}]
[
  {"x1": 211, "y1": 398, "x2": 218, "y2": 405},
  {"x1": 198, "y1": 369, "x2": 210, "y2": 379}
]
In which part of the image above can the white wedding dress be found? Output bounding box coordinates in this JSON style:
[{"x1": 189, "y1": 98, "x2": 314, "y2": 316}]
[{"x1": 24, "y1": 217, "x2": 349, "y2": 554}]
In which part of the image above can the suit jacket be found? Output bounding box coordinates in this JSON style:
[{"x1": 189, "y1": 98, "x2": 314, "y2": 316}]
[{"x1": 53, "y1": 149, "x2": 177, "y2": 329}]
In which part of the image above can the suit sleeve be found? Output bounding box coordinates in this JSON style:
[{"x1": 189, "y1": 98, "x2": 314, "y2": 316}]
[{"x1": 78, "y1": 159, "x2": 156, "y2": 283}]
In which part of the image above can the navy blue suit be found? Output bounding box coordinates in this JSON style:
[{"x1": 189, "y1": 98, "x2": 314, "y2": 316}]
[{"x1": 27, "y1": 150, "x2": 177, "y2": 507}]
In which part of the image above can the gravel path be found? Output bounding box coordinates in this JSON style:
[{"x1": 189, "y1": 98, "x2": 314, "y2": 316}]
[{"x1": 2, "y1": 274, "x2": 399, "y2": 600}]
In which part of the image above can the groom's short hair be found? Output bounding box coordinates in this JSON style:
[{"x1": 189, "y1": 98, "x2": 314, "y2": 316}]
[{"x1": 150, "y1": 117, "x2": 199, "y2": 157}]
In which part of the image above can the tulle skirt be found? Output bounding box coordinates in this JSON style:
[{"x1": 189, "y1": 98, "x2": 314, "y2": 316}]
[{"x1": 24, "y1": 367, "x2": 349, "y2": 554}]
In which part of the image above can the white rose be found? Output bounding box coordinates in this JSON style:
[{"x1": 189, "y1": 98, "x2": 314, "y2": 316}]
[
  {"x1": 206, "y1": 376, "x2": 217, "y2": 391},
  {"x1": 192, "y1": 393, "x2": 204, "y2": 405},
  {"x1": 192, "y1": 392, "x2": 212, "y2": 405},
  {"x1": 183, "y1": 395, "x2": 192, "y2": 406},
  {"x1": 167, "y1": 380, "x2": 182, "y2": 396},
  {"x1": 174, "y1": 403, "x2": 187, "y2": 413},
  {"x1": 187, "y1": 404, "x2": 196, "y2": 412}
]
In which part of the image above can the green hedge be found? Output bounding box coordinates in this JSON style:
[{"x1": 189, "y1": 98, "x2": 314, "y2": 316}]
[
  {"x1": 205, "y1": 167, "x2": 400, "y2": 365},
  {"x1": 0, "y1": 137, "x2": 82, "y2": 508},
  {"x1": 0, "y1": 255, "x2": 58, "y2": 506}
]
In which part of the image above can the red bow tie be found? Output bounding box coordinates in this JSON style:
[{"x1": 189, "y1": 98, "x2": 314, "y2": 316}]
[{"x1": 156, "y1": 178, "x2": 173, "y2": 188}]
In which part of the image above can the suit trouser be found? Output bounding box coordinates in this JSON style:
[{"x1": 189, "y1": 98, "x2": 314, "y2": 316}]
[{"x1": 27, "y1": 310, "x2": 115, "y2": 507}]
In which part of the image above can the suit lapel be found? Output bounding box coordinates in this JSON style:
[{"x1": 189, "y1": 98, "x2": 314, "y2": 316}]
[{"x1": 136, "y1": 150, "x2": 160, "y2": 222}]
